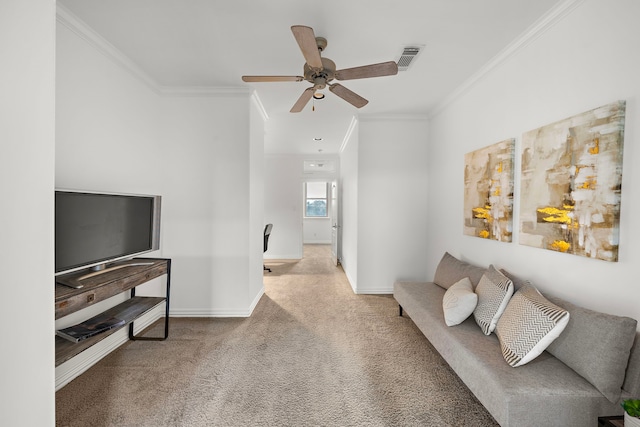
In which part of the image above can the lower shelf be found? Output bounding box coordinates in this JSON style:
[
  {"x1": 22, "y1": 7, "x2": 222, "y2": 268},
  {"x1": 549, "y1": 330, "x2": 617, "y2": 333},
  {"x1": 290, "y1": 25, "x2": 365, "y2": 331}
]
[{"x1": 55, "y1": 296, "x2": 165, "y2": 367}]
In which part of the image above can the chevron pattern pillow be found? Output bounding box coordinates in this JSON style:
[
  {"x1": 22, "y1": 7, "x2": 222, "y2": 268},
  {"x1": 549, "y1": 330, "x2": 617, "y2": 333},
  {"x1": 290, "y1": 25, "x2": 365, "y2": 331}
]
[
  {"x1": 496, "y1": 284, "x2": 570, "y2": 367},
  {"x1": 472, "y1": 265, "x2": 514, "y2": 335}
]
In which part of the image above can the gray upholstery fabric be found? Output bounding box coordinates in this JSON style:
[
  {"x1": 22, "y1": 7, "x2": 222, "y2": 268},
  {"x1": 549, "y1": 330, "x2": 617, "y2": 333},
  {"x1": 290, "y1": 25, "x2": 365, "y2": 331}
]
[
  {"x1": 623, "y1": 332, "x2": 640, "y2": 396},
  {"x1": 499, "y1": 268, "x2": 529, "y2": 291},
  {"x1": 433, "y1": 252, "x2": 486, "y2": 289},
  {"x1": 394, "y1": 281, "x2": 633, "y2": 427},
  {"x1": 546, "y1": 296, "x2": 637, "y2": 403}
]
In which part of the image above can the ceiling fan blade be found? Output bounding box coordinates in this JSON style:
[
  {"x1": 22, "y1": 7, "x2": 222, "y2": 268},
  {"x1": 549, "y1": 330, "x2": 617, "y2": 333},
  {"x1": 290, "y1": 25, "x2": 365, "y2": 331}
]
[
  {"x1": 328, "y1": 83, "x2": 368, "y2": 108},
  {"x1": 242, "y1": 76, "x2": 304, "y2": 82},
  {"x1": 335, "y1": 61, "x2": 399, "y2": 81},
  {"x1": 290, "y1": 87, "x2": 315, "y2": 113},
  {"x1": 291, "y1": 25, "x2": 323, "y2": 69}
]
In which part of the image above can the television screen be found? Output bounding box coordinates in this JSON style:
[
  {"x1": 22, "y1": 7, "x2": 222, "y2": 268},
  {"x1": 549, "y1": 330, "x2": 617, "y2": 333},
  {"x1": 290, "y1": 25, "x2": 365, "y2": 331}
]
[{"x1": 55, "y1": 190, "x2": 161, "y2": 275}]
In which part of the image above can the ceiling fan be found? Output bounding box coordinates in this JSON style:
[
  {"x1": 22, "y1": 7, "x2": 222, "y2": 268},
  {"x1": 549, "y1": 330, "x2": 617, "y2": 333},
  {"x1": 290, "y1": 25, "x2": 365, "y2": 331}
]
[{"x1": 242, "y1": 25, "x2": 398, "y2": 113}]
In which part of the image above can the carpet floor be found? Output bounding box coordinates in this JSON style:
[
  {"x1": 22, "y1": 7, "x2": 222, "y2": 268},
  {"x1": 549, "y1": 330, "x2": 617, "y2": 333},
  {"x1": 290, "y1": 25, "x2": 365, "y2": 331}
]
[{"x1": 56, "y1": 245, "x2": 498, "y2": 427}]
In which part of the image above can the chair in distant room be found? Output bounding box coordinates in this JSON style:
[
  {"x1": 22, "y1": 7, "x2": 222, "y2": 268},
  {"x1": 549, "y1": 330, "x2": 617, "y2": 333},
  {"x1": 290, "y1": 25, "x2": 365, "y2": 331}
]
[{"x1": 263, "y1": 223, "x2": 273, "y2": 272}]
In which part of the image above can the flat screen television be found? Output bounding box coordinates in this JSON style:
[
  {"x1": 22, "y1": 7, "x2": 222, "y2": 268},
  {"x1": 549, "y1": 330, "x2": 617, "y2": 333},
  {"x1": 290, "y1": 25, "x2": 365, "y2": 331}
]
[{"x1": 55, "y1": 190, "x2": 161, "y2": 286}]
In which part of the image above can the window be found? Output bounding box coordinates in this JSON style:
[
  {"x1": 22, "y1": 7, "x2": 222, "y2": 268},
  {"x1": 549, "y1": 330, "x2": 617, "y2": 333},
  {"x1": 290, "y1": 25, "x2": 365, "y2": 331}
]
[{"x1": 305, "y1": 182, "x2": 328, "y2": 217}]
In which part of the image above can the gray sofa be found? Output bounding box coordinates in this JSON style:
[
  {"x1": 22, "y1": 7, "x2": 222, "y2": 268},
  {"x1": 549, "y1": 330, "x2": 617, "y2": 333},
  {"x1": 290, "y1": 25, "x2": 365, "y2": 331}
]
[{"x1": 394, "y1": 252, "x2": 640, "y2": 427}]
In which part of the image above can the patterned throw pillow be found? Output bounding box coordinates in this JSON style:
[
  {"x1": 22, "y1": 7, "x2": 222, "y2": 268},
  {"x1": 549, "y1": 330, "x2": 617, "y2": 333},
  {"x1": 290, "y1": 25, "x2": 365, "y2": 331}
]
[
  {"x1": 496, "y1": 284, "x2": 569, "y2": 367},
  {"x1": 442, "y1": 277, "x2": 478, "y2": 326},
  {"x1": 473, "y1": 265, "x2": 514, "y2": 335}
]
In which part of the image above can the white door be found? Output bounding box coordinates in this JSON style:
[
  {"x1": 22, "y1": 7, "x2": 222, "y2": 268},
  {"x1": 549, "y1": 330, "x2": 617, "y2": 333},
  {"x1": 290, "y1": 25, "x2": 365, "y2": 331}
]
[{"x1": 330, "y1": 181, "x2": 340, "y2": 266}]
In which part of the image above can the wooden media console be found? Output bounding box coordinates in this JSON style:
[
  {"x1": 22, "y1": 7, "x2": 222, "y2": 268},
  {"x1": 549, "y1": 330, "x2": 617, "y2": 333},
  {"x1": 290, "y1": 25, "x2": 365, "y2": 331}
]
[{"x1": 54, "y1": 258, "x2": 171, "y2": 367}]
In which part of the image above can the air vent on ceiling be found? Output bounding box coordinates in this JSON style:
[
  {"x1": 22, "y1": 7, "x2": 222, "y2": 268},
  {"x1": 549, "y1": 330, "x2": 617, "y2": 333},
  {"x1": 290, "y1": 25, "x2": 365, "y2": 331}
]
[{"x1": 396, "y1": 46, "x2": 423, "y2": 71}]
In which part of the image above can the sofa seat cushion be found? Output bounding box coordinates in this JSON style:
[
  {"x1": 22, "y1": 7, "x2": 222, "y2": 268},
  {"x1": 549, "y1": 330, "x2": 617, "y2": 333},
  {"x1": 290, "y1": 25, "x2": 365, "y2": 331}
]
[{"x1": 394, "y1": 281, "x2": 622, "y2": 427}]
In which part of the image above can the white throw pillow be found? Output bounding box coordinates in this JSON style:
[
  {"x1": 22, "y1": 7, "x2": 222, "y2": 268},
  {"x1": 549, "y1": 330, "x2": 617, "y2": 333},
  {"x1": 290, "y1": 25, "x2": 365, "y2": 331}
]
[
  {"x1": 473, "y1": 265, "x2": 514, "y2": 335},
  {"x1": 442, "y1": 277, "x2": 478, "y2": 326},
  {"x1": 496, "y1": 284, "x2": 570, "y2": 367}
]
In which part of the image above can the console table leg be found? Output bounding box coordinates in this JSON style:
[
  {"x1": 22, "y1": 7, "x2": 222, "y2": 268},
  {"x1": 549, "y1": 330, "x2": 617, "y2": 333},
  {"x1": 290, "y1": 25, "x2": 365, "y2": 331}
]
[{"x1": 129, "y1": 258, "x2": 171, "y2": 341}]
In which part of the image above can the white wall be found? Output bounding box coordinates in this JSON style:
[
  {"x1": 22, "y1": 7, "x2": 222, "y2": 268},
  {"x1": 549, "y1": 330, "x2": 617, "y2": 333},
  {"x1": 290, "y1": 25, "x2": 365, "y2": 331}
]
[
  {"x1": 340, "y1": 117, "x2": 430, "y2": 293},
  {"x1": 303, "y1": 218, "x2": 332, "y2": 244},
  {"x1": 158, "y1": 94, "x2": 260, "y2": 316},
  {"x1": 264, "y1": 154, "x2": 339, "y2": 257},
  {"x1": 249, "y1": 95, "x2": 266, "y2": 306},
  {"x1": 340, "y1": 123, "x2": 359, "y2": 286},
  {"x1": 55, "y1": 17, "x2": 171, "y2": 388},
  {"x1": 264, "y1": 155, "x2": 304, "y2": 259},
  {"x1": 427, "y1": 0, "x2": 640, "y2": 325},
  {"x1": 55, "y1": 7, "x2": 265, "y2": 386},
  {"x1": 0, "y1": 0, "x2": 56, "y2": 425},
  {"x1": 57, "y1": 7, "x2": 264, "y2": 317}
]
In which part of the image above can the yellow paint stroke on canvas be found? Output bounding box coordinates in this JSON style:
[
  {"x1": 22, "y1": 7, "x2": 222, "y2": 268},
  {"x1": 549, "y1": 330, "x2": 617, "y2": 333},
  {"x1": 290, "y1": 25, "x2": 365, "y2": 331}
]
[
  {"x1": 496, "y1": 162, "x2": 503, "y2": 173},
  {"x1": 538, "y1": 206, "x2": 572, "y2": 224},
  {"x1": 473, "y1": 206, "x2": 493, "y2": 223},
  {"x1": 589, "y1": 138, "x2": 600, "y2": 155},
  {"x1": 550, "y1": 240, "x2": 571, "y2": 252},
  {"x1": 581, "y1": 177, "x2": 597, "y2": 190},
  {"x1": 479, "y1": 230, "x2": 490, "y2": 239}
]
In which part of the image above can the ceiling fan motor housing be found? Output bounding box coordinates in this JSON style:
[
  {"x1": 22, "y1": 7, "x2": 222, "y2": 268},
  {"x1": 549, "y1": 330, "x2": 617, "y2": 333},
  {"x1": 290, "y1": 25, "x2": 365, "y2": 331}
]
[{"x1": 304, "y1": 57, "x2": 336, "y2": 89}]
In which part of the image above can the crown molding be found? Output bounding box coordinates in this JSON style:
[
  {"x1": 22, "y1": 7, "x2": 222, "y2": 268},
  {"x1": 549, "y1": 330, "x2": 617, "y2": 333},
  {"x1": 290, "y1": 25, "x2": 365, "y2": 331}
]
[
  {"x1": 339, "y1": 116, "x2": 358, "y2": 153},
  {"x1": 358, "y1": 113, "x2": 428, "y2": 122},
  {"x1": 56, "y1": 3, "x2": 160, "y2": 93},
  {"x1": 158, "y1": 86, "x2": 251, "y2": 97},
  {"x1": 251, "y1": 91, "x2": 269, "y2": 122},
  {"x1": 428, "y1": 0, "x2": 586, "y2": 119},
  {"x1": 57, "y1": 4, "x2": 258, "y2": 99}
]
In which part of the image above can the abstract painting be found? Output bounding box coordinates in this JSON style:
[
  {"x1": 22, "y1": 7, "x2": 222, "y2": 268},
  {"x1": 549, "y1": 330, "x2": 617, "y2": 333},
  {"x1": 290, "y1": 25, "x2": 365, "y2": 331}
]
[
  {"x1": 464, "y1": 138, "x2": 515, "y2": 242},
  {"x1": 519, "y1": 101, "x2": 625, "y2": 262}
]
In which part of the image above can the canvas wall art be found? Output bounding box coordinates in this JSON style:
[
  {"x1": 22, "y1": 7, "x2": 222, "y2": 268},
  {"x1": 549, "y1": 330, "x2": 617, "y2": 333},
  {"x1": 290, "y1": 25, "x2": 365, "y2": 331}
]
[
  {"x1": 464, "y1": 138, "x2": 515, "y2": 242},
  {"x1": 519, "y1": 101, "x2": 625, "y2": 262}
]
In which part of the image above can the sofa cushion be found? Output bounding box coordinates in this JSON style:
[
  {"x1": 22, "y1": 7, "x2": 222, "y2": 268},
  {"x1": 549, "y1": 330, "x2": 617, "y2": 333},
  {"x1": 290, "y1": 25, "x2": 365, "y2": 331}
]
[
  {"x1": 499, "y1": 268, "x2": 528, "y2": 291},
  {"x1": 442, "y1": 277, "x2": 478, "y2": 326},
  {"x1": 473, "y1": 265, "x2": 513, "y2": 335},
  {"x1": 496, "y1": 284, "x2": 569, "y2": 367},
  {"x1": 433, "y1": 252, "x2": 486, "y2": 289},
  {"x1": 546, "y1": 296, "x2": 638, "y2": 403}
]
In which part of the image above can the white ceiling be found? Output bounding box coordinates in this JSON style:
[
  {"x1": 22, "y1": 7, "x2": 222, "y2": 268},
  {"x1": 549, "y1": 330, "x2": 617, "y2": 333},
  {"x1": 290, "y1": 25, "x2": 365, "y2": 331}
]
[{"x1": 58, "y1": 0, "x2": 562, "y2": 155}]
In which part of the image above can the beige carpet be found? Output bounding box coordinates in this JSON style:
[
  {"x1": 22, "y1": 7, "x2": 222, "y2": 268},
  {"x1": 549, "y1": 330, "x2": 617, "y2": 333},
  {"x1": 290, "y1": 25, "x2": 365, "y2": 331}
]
[{"x1": 56, "y1": 245, "x2": 498, "y2": 427}]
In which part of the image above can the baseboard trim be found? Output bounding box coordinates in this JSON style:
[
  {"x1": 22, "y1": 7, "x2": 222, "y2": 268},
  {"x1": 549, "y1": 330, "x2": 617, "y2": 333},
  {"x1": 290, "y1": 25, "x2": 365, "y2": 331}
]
[
  {"x1": 353, "y1": 288, "x2": 393, "y2": 295},
  {"x1": 170, "y1": 288, "x2": 265, "y2": 317},
  {"x1": 169, "y1": 309, "x2": 252, "y2": 317},
  {"x1": 248, "y1": 287, "x2": 265, "y2": 315}
]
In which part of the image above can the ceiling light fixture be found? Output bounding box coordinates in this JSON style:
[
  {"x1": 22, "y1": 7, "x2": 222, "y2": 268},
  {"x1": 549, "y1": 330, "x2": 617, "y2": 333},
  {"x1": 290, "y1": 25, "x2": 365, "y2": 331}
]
[{"x1": 311, "y1": 92, "x2": 324, "y2": 112}]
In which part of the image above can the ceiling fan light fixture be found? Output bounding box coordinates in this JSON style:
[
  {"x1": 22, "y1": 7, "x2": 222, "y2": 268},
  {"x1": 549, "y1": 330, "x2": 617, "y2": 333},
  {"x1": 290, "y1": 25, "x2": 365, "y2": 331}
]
[{"x1": 242, "y1": 25, "x2": 399, "y2": 112}]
